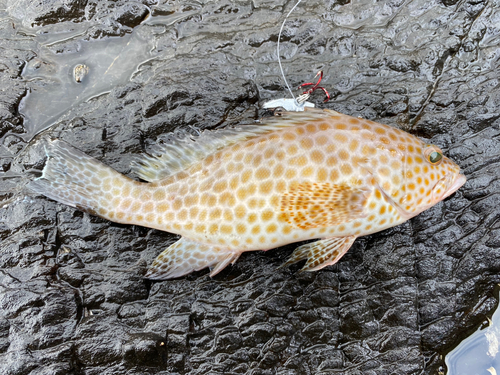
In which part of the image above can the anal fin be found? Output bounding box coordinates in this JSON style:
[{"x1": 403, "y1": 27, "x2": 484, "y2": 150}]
[
  {"x1": 145, "y1": 237, "x2": 239, "y2": 280},
  {"x1": 281, "y1": 236, "x2": 356, "y2": 272},
  {"x1": 209, "y1": 252, "x2": 240, "y2": 277}
]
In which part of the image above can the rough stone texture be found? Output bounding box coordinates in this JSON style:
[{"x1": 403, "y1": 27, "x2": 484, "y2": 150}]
[{"x1": 0, "y1": 0, "x2": 500, "y2": 374}]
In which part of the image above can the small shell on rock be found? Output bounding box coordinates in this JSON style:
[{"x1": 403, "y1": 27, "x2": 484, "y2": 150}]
[{"x1": 73, "y1": 64, "x2": 89, "y2": 83}]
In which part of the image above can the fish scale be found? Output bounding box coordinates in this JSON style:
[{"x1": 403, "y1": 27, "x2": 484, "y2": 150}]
[{"x1": 29, "y1": 108, "x2": 466, "y2": 280}]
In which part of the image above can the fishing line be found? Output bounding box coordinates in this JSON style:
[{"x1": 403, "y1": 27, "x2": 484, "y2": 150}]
[{"x1": 277, "y1": 0, "x2": 304, "y2": 101}]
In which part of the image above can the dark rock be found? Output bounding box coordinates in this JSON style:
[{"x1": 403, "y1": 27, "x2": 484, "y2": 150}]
[
  {"x1": 0, "y1": 0, "x2": 499, "y2": 374},
  {"x1": 114, "y1": 2, "x2": 149, "y2": 29},
  {"x1": 7, "y1": 0, "x2": 88, "y2": 27}
]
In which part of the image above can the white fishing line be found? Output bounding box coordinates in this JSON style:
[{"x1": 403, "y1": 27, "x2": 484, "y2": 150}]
[{"x1": 277, "y1": 0, "x2": 304, "y2": 101}]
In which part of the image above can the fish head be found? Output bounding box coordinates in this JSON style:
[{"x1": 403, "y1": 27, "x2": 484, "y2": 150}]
[
  {"x1": 403, "y1": 143, "x2": 466, "y2": 214},
  {"x1": 367, "y1": 129, "x2": 466, "y2": 219}
]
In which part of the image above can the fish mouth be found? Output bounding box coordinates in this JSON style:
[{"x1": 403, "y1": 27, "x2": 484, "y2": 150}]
[{"x1": 442, "y1": 173, "x2": 466, "y2": 199}]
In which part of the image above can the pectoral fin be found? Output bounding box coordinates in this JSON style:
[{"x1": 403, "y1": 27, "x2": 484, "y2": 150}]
[
  {"x1": 280, "y1": 182, "x2": 370, "y2": 230},
  {"x1": 281, "y1": 235, "x2": 357, "y2": 271},
  {"x1": 145, "y1": 237, "x2": 239, "y2": 280}
]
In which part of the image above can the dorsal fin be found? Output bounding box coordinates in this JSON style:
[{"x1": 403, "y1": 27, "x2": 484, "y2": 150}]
[{"x1": 132, "y1": 108, "x2": 333, "y2": 182}]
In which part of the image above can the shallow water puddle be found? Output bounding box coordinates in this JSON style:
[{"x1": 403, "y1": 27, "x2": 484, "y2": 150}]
[
  {"x1": 20, "y1": 32, "x2": 151, "y2": 140},
  {"x1": 18, "y1": 12, "x2": 194, "y2": 142},
  {"x1": 446, "y1": 296, "x2": 500, "y2": 374}
]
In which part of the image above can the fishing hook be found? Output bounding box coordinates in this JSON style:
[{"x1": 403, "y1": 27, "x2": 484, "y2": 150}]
[{"x1": 298, "y1": 71, "x2": 331, "y2": 103}]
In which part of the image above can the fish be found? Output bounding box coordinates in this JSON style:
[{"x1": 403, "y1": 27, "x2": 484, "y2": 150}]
[{"x1": 28, "y1": 108, "x2": 466, "y2": 280}]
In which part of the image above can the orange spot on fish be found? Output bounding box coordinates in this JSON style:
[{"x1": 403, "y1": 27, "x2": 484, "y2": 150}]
[
  {"x1": 380, "y1": 137, "x2": 390, "y2": 145},
  {"x1": 177, "y1": 209, "x2": 188, "y2": 221},
  {"x1": 259, "y1": 181, "x2": 273, "y2": 194},
  {"x1": 223, "y1": 209, "x2": 233, "y2": 221},
  {"x1": 237, "y1": 188, "x2": 248, "y2": 200},
  {"x1": 198, "y1": 209, "x2": 207, "y2": 221},
  {"x1": 306, "y1": 124, "x2": 317, "y2": 133},
  {"x1": 301, "y1": 166, "x2": 314, "y2": 177},
  {"x1": 262, "y1": 210, "x2": 274, "y2": 221},
  {"x1": 189, "y1": 207, "x2": 199, "y2": 219},
  {"x1": 252, "y1": 155, "x2": 263, "y2": 167},
  {"x1": 209, "y1": 208, "x2": 222, "y2": 220},
  {"x1": 229, "y1": 176, "x2": 239, "y2": 190},
  {"x1": 287, "y1": 144, "x2": 298, "y2": 155},
  {"x1": 310, "y1": 150, "x2": 324, "y2": 164},
  {"x1": 316, "y1": 135, "x2": 328, "y2": 145},
  {"x1": 318, "y1": 122, "x2": 329, "y2": 131},
  {"x1": 317, "y1": 168, "x2": 328, "y2": 182},
  {"x1": 236, "y1": 223, "x2": 246, "y2": 234},
  {"x1": 266, "y1": 224, "x2": 278, "y2": 234},
  {"x1": 273, "y1": 165, "x2": 285, "y2": 178},
  {"x1": 131, "y1": 201, "x2": 142, "y2": 212},
  {"x1": 264, "y1": 148, "x2": 275, "y2": 159},
  {"x1": 334, "y1": 133, "x2": 348, "y2": 143},
  {"x1": 248, "y1": 198, "x2": 257, "y2": 209},
  {"x1": 235, "y1": 205, "x2": 246, "y2": 219},
  {"x1": 235, "y1": 169, "x2": 249, "y2": 184},
  {"x1": 341, "y1": 164, "x2": 353, "y2": 175},
  {"x1": 338, "y1": 150, "x2": 349, "y2": 161},
  {"x1": 213, "y1": 180, "x2": 228, "y2": 193},
  {"x1": 221, "y1": 225, "x2": 232, "y2": 234}
]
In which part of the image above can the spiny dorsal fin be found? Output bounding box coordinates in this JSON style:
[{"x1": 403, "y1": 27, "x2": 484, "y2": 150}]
[{"x1": 132, "y1": 108, "x2": 334, "y2": 182}]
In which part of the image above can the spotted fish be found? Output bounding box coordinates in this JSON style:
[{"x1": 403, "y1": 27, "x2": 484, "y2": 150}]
[{"x1": 29, "y1": 108, "x2": 466, "y2": 280}]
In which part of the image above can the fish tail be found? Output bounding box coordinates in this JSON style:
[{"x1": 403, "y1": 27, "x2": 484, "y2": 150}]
[{"x1": 29, "y1": 140, "x2": 134, "y2": 220}]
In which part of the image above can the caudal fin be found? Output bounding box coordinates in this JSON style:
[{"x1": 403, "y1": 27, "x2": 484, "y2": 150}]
[{"x1": 28, "y1": 140, "x2": 134, "y2": 220}]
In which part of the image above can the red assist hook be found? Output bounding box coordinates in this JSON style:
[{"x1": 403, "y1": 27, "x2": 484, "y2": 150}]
[{"x1": 298, "y1": 71, "x2": 331, "y2": 103}]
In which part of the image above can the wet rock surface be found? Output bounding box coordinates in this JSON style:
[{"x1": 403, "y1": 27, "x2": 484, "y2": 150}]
[{"x1": 0, "y1": 0, "x2": 499, "y2": 374}]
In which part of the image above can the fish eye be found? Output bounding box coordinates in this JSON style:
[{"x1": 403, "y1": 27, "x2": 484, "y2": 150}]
[
  {"x1": 429, "y1": 151, "x2": 442, "y2": 164},
  {"x1": 424, "y1": 145, "x2": 443, "y2": 165}
]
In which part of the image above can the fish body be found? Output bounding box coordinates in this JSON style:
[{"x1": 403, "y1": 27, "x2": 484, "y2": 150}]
[{"x1": 29, "y1": 108, "x2": 466, "y2": 279}]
